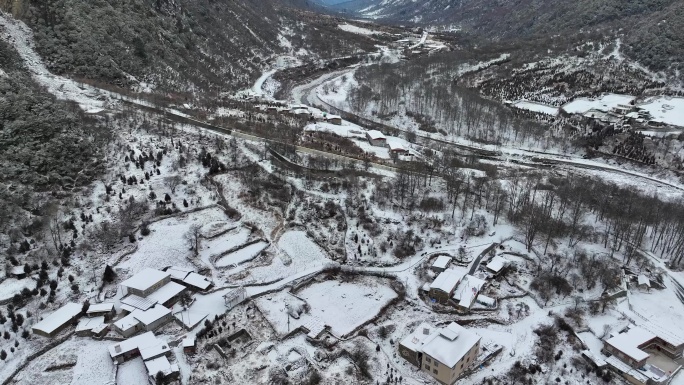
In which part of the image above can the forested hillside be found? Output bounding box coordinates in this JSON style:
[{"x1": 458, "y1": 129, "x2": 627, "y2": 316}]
[
  {"x1": 334, "y1": 0, "x2": 684, "y2": 76},
  {"x1": 0, "y1": 0, "x2": 377, "y2": 93},
  {"x1": 0, "y1": 38, "x2": 108, "y2": 248}
]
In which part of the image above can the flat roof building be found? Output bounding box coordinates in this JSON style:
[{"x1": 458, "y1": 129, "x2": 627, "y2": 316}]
[{"x1": 120, "y1": 268, "x2": 171, "y2": 298}]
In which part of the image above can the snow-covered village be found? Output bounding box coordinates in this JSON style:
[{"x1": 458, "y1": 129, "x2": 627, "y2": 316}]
[{"x1": 2, "y1": 1, "x2": 684, "y2": 385}]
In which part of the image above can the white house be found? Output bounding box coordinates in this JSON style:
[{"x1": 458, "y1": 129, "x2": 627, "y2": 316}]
[
  {"x1": 428, "y1": 268, "x2": 467, "y2": 305},
  {"x1": 399, "y1": 322, "x2": 481, "y2": 385},
  {"x1": 108, "y1": 332, "x2": 170, "y2": 364},
  {"x1": 147, "y1": 282, "x2": 186, "y2": 307},
  {"x1": 145, "y1": 356, "x2": 179, "y2": 381},
  {"x1": 485, "y1": 256, "x2": 509, "y2": 275},
  {"x1": 431, "y1": 256, "x2": 452, "y2": 273},
  {"x1": 113, "y1": 312, "x2": 143, "y2": 338},
  {"x1": 453, "y1": 275, "x2": 487, "y2": 310},
  {"x1": 134, "y1": 305, "x2": 173, "y2": 332}
]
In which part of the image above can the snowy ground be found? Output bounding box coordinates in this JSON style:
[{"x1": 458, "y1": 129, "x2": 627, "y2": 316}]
[
  {"x1": 118, "y1": 207, "x2": 230, "y2": 274},
  {"x1": 638, "y1": 96, "x2": 684, "y2": 127},
  {"x1": 561, "y1": 93, "x2": 635, "y2": 114},
  {"x1": 512, "y1": 101, "x2": 559, "y2": 116}
]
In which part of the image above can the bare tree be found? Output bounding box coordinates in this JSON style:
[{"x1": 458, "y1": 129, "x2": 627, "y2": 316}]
[{"x1": 184, "y1": 224, "x2": 202, "y2": 255}]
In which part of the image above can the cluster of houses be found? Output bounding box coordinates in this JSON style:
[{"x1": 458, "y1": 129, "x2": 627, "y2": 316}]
[
  {"x1": 264, "y1": 103, "x2": 343, "y2": 125},
  {"x1": 583, "y1": 326, "x2": 684, "y2": 385},
  {"x1": 422, "y1": 254, "x2": 509, "y2": 312},
  {"x1": 399, "y1": 322, "x2": 481, "y2": 385},
  {"x1": 573, "y1": 103, "x2": 660, "y2": 129},
  {"x1": 365, "y1": 130, "x2": 411, "y2": 156},
  {"x1": 31, "y1": 267, "x2": 214, "y2": 382}
]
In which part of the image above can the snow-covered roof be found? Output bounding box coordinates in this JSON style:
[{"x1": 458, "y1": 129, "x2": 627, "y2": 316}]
[
  {"x1": 114, "y1": 312, "x2": 141, "y2": 332},
  {"x1": 421, "y1": 322, "x2": 481, "y2": 368},
  {"x1": 139, "y1": 340, "x2": 171, "y2": 361},
  {"x1": 144, "y1": 356, "x2": 178, "y2": 377},
  {"x1": 637, "y1": 275, "x2": 650, "y2": 288},
  {"x1": 476, "y1": 295, "x2": 496, "y2": 307},
  {"x1": 147, "y1": 282, "x2": 185, "y2": 305},
  {"x1": 432, "y1": 255, "x2": 452, "y2": 270},
  {"x1": 11, "y1": 266, "x2": 25, "y2": 275},
  {"x1": 605, "y1": 356, "x2": 650, "y2": 383},
  {"x1": 581, "y1": 350, "x2": 607, "y2": 368},
  {"x1": 32, "y1": 302, "x2": 82, "y2": 335},
  {"x1": 430, "y1": 268, "x2": 466, "y2": 293},
  {"x1": 120, "y1": 268, "x2": 170, "y2": 292},
  {"x1": 133, "y1": 305, "x2": 171, "y2": 327},
  {"x1": 399, "y1": 322, "x2": 435, "y2": 352},
  {"x1": 605, "y1": 327, "x2": 655, "y2": 362},
  {"x1": 486, "y1": 256, "x2": 509, "y2": 273},
  {"x1": 109, "y1": 331, "x2": 159, "y2": 358},
  {"x1": 87, "y1": 303, "x2": 115, "y2": 314},
  {"x1": 92, "y1": 323, "x2": 109, "y2": 334},
  {"x1": 76, "y1": 316, "x2": 105, "y2": 333},
  {"x1": 453, "y1": 275, "x2": 487, "y2": 308},
  {"x1": 121, "y1": 295, "x2": 158, "y2": 311},
  {"x1": 183, "y1": 272, "x2": 212, "y2": 290},
  {"x1": 366, "y1": 130, "x2": 386, "y2": 140},
  {"x1": 302, "y1": 316, "x2": 326, "y2": 339},
  {"x1": 386, "y1": 138, "x2": 407, "y2": 152},
  {"x1": 182, "y1": 337, "x2": 196, "y2": 348},
  {"x1": 166, "y1": 266, "x2": 192, "y2": 281}
]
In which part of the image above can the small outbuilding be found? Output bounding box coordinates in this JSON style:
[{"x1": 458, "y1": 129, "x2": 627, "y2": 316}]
[
  {"x1": 366, "y1": 130, "x2": 387, "y2": 147},
  {"x1": 224, "y1": 287, "x2": 247, "y2": 309},
  {"x1": 326, "y1": 115, "x2": 342, "y2": 125},
  {"x1": 10, "y1": 266, "x2": 27, "y2": 280},
  {"x1": 486, "y1": 256, "x2": 510, "y2": 276},
  {"x1": 637, "y1": 275, "x2": 650, "y2": 291},
  {"x1": 145, "y1": 356, "x2": 179, "y2": 382},
  {"x1": 76, "y1": 316, "x2": 106, "y2": 337},
  {"x1": 86, "y1": 302, "x2": 116, "y2": 321},
  {"x1": 431, "y1": 255, "x2": 452, "y2": 273},
  {"x1": 183, "y1": 337, "x2": 196, "y2": 355}
]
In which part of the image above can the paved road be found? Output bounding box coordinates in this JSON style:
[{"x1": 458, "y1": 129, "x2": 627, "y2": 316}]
[{"x1": 468, "y1": 243, "x2": 499, "y2": 275}]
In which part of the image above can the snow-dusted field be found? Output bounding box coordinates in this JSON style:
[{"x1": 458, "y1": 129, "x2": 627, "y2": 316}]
[
  {"x1": 0, "y1": 278, "x2": 33, "y2": 301},
  {"x1": 338, "y1": 23, "x2": 384, "y2": 36},
  {"x1": 199, "y1": 227, "x2": 251, "y2": 263},
  {"x1": 118, "y1": 207, "x2": 229, "y2": 273},
  {"x1": 561, "y1": 93, "x2": 635, "y2": 114},
  {"x1": 297, "y1": 279, "x2": 397, "y2": 336},
  {"x1": 241, "y1": 231, "x2": 332, "y2": 283},
  {"x1": 638, "y1": 96, "x2": 684, "y2": 127},
  {"x1": 215, "y1": 241, "x2": 269, "y2": 267},
  {"x1": 512, "y1": 101, "x2": 559, "y2": 115},
  {"x1": 116, "y1": 357, "x2": 148, "y2": 385}
]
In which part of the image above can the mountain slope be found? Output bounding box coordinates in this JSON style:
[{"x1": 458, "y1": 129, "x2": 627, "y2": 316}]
[
  {"x1": 334, "y1": 0, "x2": 684, "y2": 75},
  {"x1": 0, "y1": 0, "x2": 378, "y2": 94}
]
